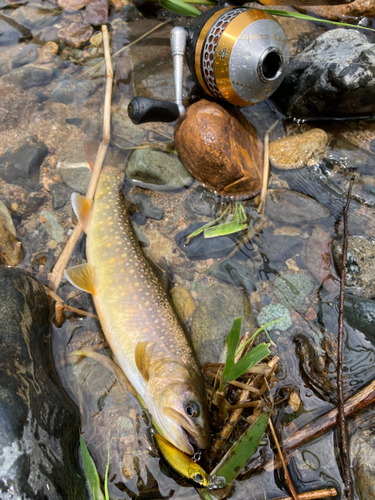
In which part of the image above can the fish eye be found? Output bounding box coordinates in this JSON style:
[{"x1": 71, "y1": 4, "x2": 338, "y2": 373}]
[
  {"x1": 193, "y1": 473, "x2": 204, "y2": 484},
  {"x1": 185, "y1": 400, "x2": 201, "y2": 418}
]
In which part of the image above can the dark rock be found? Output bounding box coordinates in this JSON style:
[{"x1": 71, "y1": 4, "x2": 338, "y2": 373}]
[
  {"x1": 0, "y1": 136, "x2": 48, "y2": 191},
  {"x1": 131, "y1": 211, "x2": 147, "y2": 226},
  {"x1": 50, "y1": 182, "x2": 72, "y2": 210},
  {"x1": 327, "y1": 137, "x2": 375, "y2": 175},
  {"x1": 369, "y1": 139, "x2": 375, "y2": 154},
  {"x1": 15, "y1": 2, "x2": 59, "y2": 30},
  {"x1": 10, "y1": 64, "x2": 55, "y2": 89},
  {"x1": 340, "y1": 295, "x2": 375, "y2": 343},
  {"x1": 0, "y1": 268, "x2": 89, "y2": 499},
  {"x1": 183, "y1": 185, "x2": 216, "y2": 218},
  {"x1": 24, "y1": 191, "x2": 48, "y2": 215},
  {"x1": 12, "y1": 44, "x2": 38, "y2": 69},
  {"x1": 52, "y1": 80, "x2": 98, "y2": 104},
  {"x1": 65, "y1": 117, "x2": 82, "y2": 126},
  {"x1": 265, "y1": 189, "x2": 330, "y2": 225},
  {"x1": 35, "y1": 91, "x2": 49, "y2": 103},
  {"x1": 272, "y1": 29, "x2": 375, "y2": 119},
  {"x1": 0, "y1": 18, "x2": 29, "y2": 46},
  {"x1": 175, "y1": 222, "x2": 237, "y2": 261},
  {"x1": 305, "y1": 226, "x2": 339, "y2": 293},
  {"x1": 118, "y1": 4, "x2": 138, "y2": 22},
  {"x1": 256, "y1": 232, "x2": 304, "y2": 273},
  {"x1": 210, "y1": 258, "x2": 256, "y2": 294},
  {"x1": 132, "y1": 192, "x2": 164, "y2": 220},
  {"x1": 332, "y1": 235, "x2": 375, "y2": 298}
]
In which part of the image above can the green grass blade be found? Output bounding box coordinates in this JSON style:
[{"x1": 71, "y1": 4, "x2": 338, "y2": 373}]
[
  {"x1": 212, "y1": 412, "x2": 269, "y2": 483},
  {"x1": 225, "y1": 342, "x2": 270, "y2": 382},
  {"x1": 262, "y1": 9, "x2": 375, "y2": 33},
  {"x1": 235, "y1": 316, "x2": 286, "y2": 358},
  {"x1": 233, "y1": 202, "x2": 246, "y2": 224},
  {"x1": 222, "y1": 317, "x2": 242, "y2": 381},
  {"x1": 204, "y1": 221, "x2": 248, "y2": 238},
  {"x1": 80, "y1": 435, "x2": 105, "y2": 500},
  {"x1": 104, "y1": 434, "x2": 110, "y2": 500},
  {"x1": 160, "y1": 0, "x2": 201, "y2": 17},
  {"x1": 185, "y1": 220, "x2": 217, "y2": 242}
]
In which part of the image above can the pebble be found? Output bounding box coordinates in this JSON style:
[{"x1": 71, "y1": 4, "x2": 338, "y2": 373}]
[
  {"x1": 90, "y1": 32, "x2": 102, "y2": 47},
  {"x1": 85, "y1": 0, "x2": 108, "y2": 25},
  {"x1": 265, "y1": 189, "x2": 330, "y2": 225},
  {"x1": 126, "y1": 149, "x2": 194, "y2": 191},
  {"x1": 39, "y1": 209, "x2": 65, "y2": 242},
  {"x1": 170, "y1": 286, "x2": 196, "y2": 323},
  {"x1": 272, "y1": 273, "x2": 316, "y2": 313},
  {"x1": 12, "y1": 44, "x2": 38, "y2": 69},
  {"x1": 269, "y1": 129, "x2": 328, "y2": 169},
  {"x1": 50, "y1": 182, "x2": 72, "y2": 210},
  {"x1": 257, "y1": 303, "x2": 292, "y2": 331},
  {"x1": 37, "y1": 41, "x2": 58, "y2": 63},
  {"x1": 0, "y1": 135, "x2": 48, "y2": 191},
  {"x1": 132, "y1": 192, "x2": 164, "y2": 220},
  {"x1": 58, "y1": 22, "x2": 93, "y2": 48},
  {"x1": 52, "y1": 80, "x2": 98, "y2": 105},
  {"x1": 57, "y1": 0, "x2": 90, "y2": 11},
  {"x1": 9, "y1": 64, "x2": 55, "y2": 89},
  {"x1": 332, "y1": 235, "x2": 375, "y2": 298},
  {"x1": 191, "y1": 283, "x2": 257, "y2": 366},
  {"x1": 56, "y1": 140, "x2": 92, "y2": 194}
]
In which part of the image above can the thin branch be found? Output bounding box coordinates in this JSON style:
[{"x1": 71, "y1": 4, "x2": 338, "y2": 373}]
[
  {"x1": 257, "y1": 119, "x2": 279, "y2": 216},
  {"x1": 49, "y1": 25, "x2": 113, "y2": 292},
  {"x1": 270, "y1": 488, "x2": 337, "y2": 500},
  {"x1": 337, "y1": 178, "x2": 354, "y2": 500}
]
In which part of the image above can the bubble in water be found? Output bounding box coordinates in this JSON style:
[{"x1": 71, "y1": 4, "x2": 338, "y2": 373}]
[{"x1": 208, "y1": 475, "x2": 227, "y2": 489}]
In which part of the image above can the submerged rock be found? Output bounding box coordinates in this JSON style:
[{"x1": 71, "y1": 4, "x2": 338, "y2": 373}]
[
  {"x1": 56, "y1": 140, "x2": 92, "y2": 194},
  {"x1": 272, "y1": 29, "x2": 375, "y2": 119},
  {"x1": 269, "y1": 129, "x2": 328, "y2": 170},
  {"x1": 12, "y1": 44, "x2": 38, "y2": 69},
  {"x1": 273, "y1": 273, "x2": 316, "y2": 313},
  {"x1": 0, "y1": 268, "x2": 89, "y2": 499},
  {"x1": 0, "y1": 18, "x2": 29, "y2": 46},
  {"x1": 305, "y1": 226, "x2": 339, "y2": 293},
  {"x1": 52, "y1": 80, "x2": 98, "y2": 104},
  {"x1": 351, "y1": 419, "x2": 375, "y2": 500},
  {"x1": 37, "y1": 41, "x2": 59, "y2": 63},
  {"x1": 210, "y1": 259, "x2": 256, "y2": 295},
  {"x1": 327, "y1": 136, "x2": 375, "y2": 176},
  {"x1": 15, "y1": 2, "x2": 59, "y2": 30},
  {"x1": 10, "y1": 64, "x2": 55, "y2": 89},
  {"x1": 257, "y1": 303, "x2": 292, "y2": 331},
  {"x1": 40, "y1": 209, "x2": 65, "y2": 242},
  {"x1": 183, "y1": 185, "x2": 216, "y2": 218},
  {"x1": 58, "y1": 22, "x2": 93, "y2": 48},
  {"x1": 341, "y1": 294, "x2": 375, "y2": 343},
  {"x1": 175, "y1": 99, "x2": 263, "y2": 199},
  {"x1": 332, "y1": 235, "x2": 375, "y2": 298},
  {"x1": 126, "y1": 149, "x2": 193, "y2": 191},
  {"x1": 132, "y1": 192, "x2": 164, "y2": 220}
]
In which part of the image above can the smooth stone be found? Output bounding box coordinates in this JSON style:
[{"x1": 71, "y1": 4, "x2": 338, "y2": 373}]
[
  {"x1": 52, "y1": 80, "x2": 98, "y2": 104},
  {"x1": 58, "y1": 22, "x2": 93, "y2": 48},
  {"x1": 327, "y1": 136, "x2": 375, "y2": 176},
  {"x1": 273, "y1": 273, "x2": 316, "y2": 313},
  {"x1": 175, "y1": 99, "x2": 263, "y2": 199},
  {"x1": 0, "y1": 19, "x2": 28, "y2": 46},
  {"x1": 210, "y1": 259, "x2": 256, "y2": 294},
  {"x1": 191, "y1": 283, "x2": 257, "y2": 366},
  {"x1": 131, "y1": 211, "x2": 147, "y2": 226},
  {"x1": 0, "y1": 268, "x2": 89, "y2": 499},
  {"x1": 50, "y1": 182, "x2": 72, "y2": 209},
  {"x1": 57, "y1": 140, "x2": 92, "y2": 194},
  {"x1": 175, "y1": 222, "x2": 237, "y2": 261},
  {"x1": 12, "y1": 44, "x2": 38, "y2": 69},
  {"x1": 332, "y1": 235, "x2": 375, "y2": 298},
  {"x1": 269, "y1": 129, "x2": 328, "y2": 170},
  {"x1": 305, "y1": 226, "x2": 339, "y2": 293},
  {"x1": 15, "y1": 2, "x2": 59, "y2": 30},
  {"x1": 10, "y1": 64, "x2": 54, "y2": 89},
  {"x1": 85, "y1": 0, "x2": 108, "y2": 25},
  {"x1": 0, "y1": 200, "x2": 22, "y2": 266},
  {"x1": 170, "y1": 286, "x2": 196, "y2": 323},
  {"x1": 306, "y1": 0, "x2": 375, "y2": 21},
  {"x1": 265, "y1": 189, "x2": 330, "y2": 225},
  {"x1": 126, "y1": 149, "x2": 193, "y2": 191},
  {"x1": 37, "y1": 41, "x2": 58, "y2": 63},
  {"x1": 132, "y1": 192, "x2": 164, "y2": 220},
  {"x1": 40, "y1": 209, "x2": 65, "y2": 242},
  {"x1": 0, "y1": 135, "x2": 48, "y2": 190},
  {"x1": 272, "y1": 29, "x2": 375, "y2": 119},
  {"x1": 257, "y1": 303, "x2": 292, "y2": 331},
  {"x1": 340, "y1": 295, "x2": 375, "y2": 343},
  {"x1": 90, "y1": 32, "x2": 102, "y2": 47},
  {"x1": 183, "y1": 185, "x2": 216, "y2": 218},
  {"x1": 351, "y1": 422, "x2": 375, "y2": 500}
]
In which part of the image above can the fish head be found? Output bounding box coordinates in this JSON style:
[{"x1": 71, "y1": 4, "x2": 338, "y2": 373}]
[{"x1": 148, "y1": 365, "x2": 210, "y2": 455}]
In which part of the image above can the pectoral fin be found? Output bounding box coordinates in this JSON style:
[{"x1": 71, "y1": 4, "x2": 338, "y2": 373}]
[
  {"x1": 71, "y1": 193, "x2": 92, "y2": 233},
  {"x1": 65, "y1": 263, "x2": 96, "y2": 295},
  {"x1": 135, "y1": 341, "x2": 150, "y2": 382}
]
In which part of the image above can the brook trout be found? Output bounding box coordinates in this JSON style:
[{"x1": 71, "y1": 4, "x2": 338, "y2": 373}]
[{"x1": 65, "y1": 166, "x2": 209, "y2": 454}]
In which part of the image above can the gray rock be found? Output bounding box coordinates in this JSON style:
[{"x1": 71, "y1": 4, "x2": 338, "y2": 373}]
[
  {"x1": 0, "y1": 18, "x2": 30, "y2": 47},
  {"x1": 12, "y1": 44, "x2": 38, "y2": 69},
  {"x1": 265, "y1": 189, "x2": 330, "y2": 225},
  {"x1": 52, "y1": 80, "x2": 98, "y2": 104},
  {"x1": 332, "y1": 235, "x2": 375, "y2": 298},
  {"x1": 351, "y1": 420, "x2": 375, "y2": 500},
  {"x1": 183, "y1": 185, "x2": 216, "y2": 218},
  {"x1": 10, "y1": 64, "x2": 54, "y2": 89},
  {"x1": 50, "y1": 182, "x2": 72, "y2": 209},
  {"x1": 0, "y1": 136, "x2": 48, "y2": 191},
  {"x1": 111, "y1": 103, "x2": 146, "y2": 148},
  {"x1": 341, "y1": 295, "x2": 375, "y2": 343},
  {"x1": 15, "y1": 2, "x2": 60, "y2": 30},
  {"x1": 272, "y1": 29, "x2": 375, "y2": 119},
  {"x1": 126, "y1": 149, "x2": 194, "y2": 191},
  {"x1": 57, "y1": 140, "x2": 91, "y2": 194},
  {"x1": 40, "y1": 209, "x2": 64, "y2": 242},
  {"x1": 132, "y1": 193, "x2": 163, "y2": 220},
  {"x1": 131, "y1": 221, "x2": 149, "y2": 247},
  {"x1": 273, "y1": 273, "x2": 316, "y2": 313},
  {"x1": 210, "y1": 259, "x2": 256, "y2": 294},
  {"x1": 191, "y1": 283, "x2": 257, "y2": 366},
  {"x1": 257, "y1": 303, "x2": 292, "y2": 331}
]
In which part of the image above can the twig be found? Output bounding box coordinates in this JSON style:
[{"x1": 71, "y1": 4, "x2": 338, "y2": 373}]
[
  {"x1": 270, "y1": 488, "x2": 337, "y2": 500},
  {"x1": 62, "y1": 305, "x2": 98, "y2": 320},
  {"x1": 49, "y1": 25, "x2": 113, "y2": 292},
  {"x1": 81, "y1": 20, "x2": 171, "y2": 76},
  {"x1": 269, "y1": 420, "x2": 298, "y2": 500},
  {"x1": 337, "y1": 179, "x2": 354, "y2": 500},
  {"x1": 257, "y1": 119, "x2": 279, "y2": 216}
]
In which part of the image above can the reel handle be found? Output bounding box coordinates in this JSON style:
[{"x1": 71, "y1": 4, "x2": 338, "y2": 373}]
[{"x1": 128, "y1": 97, "x2": 180, "y2": 125}]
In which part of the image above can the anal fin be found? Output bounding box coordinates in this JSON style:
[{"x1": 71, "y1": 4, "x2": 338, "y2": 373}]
[{"x1": 65, "y1": 263, "x2": 96, "y2": 295}]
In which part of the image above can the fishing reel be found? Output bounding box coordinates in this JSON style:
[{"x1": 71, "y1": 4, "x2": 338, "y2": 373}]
[{"x1": 128, "y1": 0, "x2": 354, "y2": 125}]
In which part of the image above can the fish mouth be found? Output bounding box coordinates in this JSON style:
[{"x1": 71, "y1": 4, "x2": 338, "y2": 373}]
[{"x1": 162, "y1": 407, "x2": 204, "y2": 455}]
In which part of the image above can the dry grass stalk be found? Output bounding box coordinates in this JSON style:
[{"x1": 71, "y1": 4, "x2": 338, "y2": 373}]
[
  {"x1": 257, "y1": 119, "x2": 279, "y2": 216},
  {"x1": 49, "y1": 25, "x2": 113, "y2": 292},
  {"x1": 44, "y1": 286, "x2": 99, "y2": 326},
  {"x1": 271, "y1": 488, "x2": 337, "y2": 500},
  {"x1": 211, "y1": 356, "x2": 279, "y2": 459}
]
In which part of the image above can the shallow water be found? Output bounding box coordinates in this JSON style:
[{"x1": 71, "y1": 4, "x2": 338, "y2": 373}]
[{"x1": 1, "y1": 1, "x2": 375, "y2": 499}]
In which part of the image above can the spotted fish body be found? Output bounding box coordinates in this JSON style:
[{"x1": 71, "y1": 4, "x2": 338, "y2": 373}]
[{"x1": 65, "y1": 166, "x2": 209, "y2": 454}]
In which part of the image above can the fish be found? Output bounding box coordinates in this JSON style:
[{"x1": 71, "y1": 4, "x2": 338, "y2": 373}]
[
  {"x1": 64, "y1": 166, "x2": 210, "y2": 455},
  {"x1": 154, "y1": 432, "x2": 209, "y2": 487}
]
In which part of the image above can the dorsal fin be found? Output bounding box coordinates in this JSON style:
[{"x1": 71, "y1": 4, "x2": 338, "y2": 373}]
[
  {"x1": 65, "y1": 263, "x2": 96, "y2": 295},
  {"x1": 71, "y1": 193, "x2": 92, "y2": 233},
  {"x1": 84, "y1": 137, "x2": 99, "y2": 172},
  {"x1": 135, "y1": 341, "x2": 150, "y2": 382}
]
